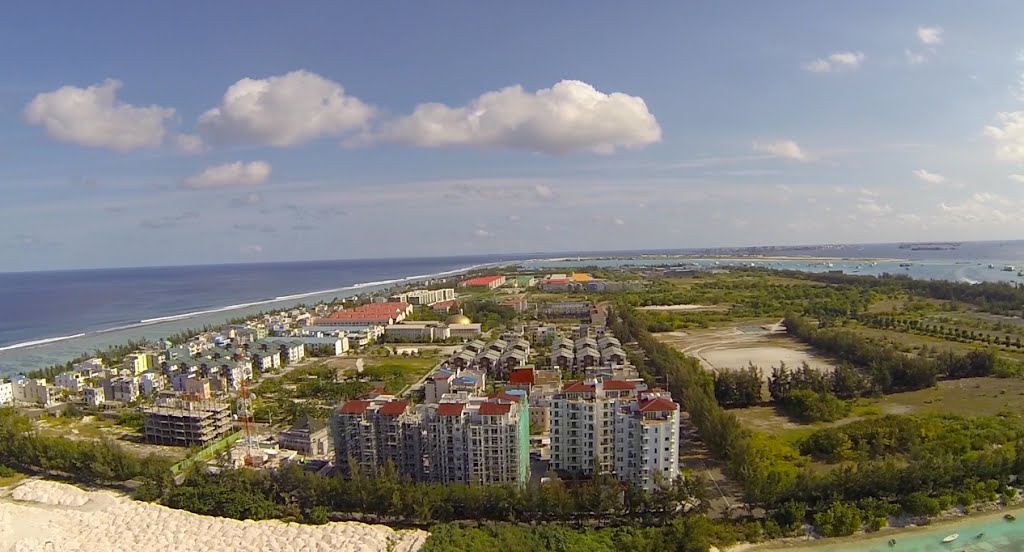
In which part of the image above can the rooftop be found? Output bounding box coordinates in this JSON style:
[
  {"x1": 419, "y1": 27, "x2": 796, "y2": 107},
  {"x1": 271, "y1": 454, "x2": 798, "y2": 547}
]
[
  {"x1": 602, "y1": 379, "x2": 637, "y2": 391},
  {"x1": 338, "y1": 400, "x2": 371, "y2": 415},
  {"x1": 478, "y1": 402, "x2": 513, "y2": 416},
  {"x1": 508, "y1": 368, "x2": 535, "y2": 385},
  {"x1": 562, "y1": 381, "x2": 596, "y2": 393},
  {"x1": 639, "y1": 397, "x2": 678, "y2": 413},
  {"x1": 436, "y1": 402, "x2": 466, "y2": 416},
  {"x1": 377, "y1": 400, "x2": 409, "y2": 416}
]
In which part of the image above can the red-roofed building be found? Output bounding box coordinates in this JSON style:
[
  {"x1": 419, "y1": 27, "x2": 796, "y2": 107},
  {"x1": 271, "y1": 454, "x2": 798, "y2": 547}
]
[
  {"x1": 338, "y1": 400, "x2": 371, "y2": 415},
  {"x1": 378, "y1": 400, "x2": 409, "y2": 416},
  {"x1": 612, "y1": 391, "x2": 680, "y2": 490},
  {"x1": 459, "y1": 275, "x2": 507, "y2": 289},
  {"x1": 638, "y1": 396, "x2": 678, "y2": 413},
  {"x1": 479, "y1": 402, "x2": 512, "y2": 416},
  {"x1": 508, "y1": 368, "x2": 535, "y2": 386},
  {"x1": 435, "y1": 402, "x2": 466, "y2": 417},
  {"x1": 431, "y1": 299, "x2": 458, "y2": 314},
  {"x1": 500, "y1": 296, "x2": 529, "y2": 312}
]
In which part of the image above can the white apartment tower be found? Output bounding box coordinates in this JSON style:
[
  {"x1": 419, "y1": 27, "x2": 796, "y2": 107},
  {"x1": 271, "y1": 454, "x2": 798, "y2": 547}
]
[
  {"x1": 613, "y1": 389, "x2": 681, "y2": 490},
  {"x1": 551, "y1": 379, "x2": 680, "y2": 490}
]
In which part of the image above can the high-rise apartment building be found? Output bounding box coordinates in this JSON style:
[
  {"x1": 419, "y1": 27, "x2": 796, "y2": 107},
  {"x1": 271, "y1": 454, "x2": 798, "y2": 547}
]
[
  {"x1": 551, "y1": 379, "x2": 680, "y2": 490},
  {"x1": 332, "y1": 392, "x2": 529, "y2": 486}
]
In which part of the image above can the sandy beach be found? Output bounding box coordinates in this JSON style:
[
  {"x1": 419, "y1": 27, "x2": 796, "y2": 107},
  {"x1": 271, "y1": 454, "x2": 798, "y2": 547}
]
[{"x1": 0, "y1": 478, "x2": 428, "y2": 552}]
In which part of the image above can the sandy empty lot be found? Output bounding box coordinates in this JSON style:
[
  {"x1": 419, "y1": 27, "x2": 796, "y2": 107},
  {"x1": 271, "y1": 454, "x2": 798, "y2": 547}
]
[
  {"x1": 656, "y1": 322, "x2": 834, "y2": 377},
  {"x1": 0, "y1": 479, "x2": 427, "y2": 552}
]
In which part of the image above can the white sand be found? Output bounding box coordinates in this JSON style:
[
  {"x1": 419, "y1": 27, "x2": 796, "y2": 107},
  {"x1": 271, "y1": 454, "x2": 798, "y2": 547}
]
[
  {"x1": 701, "y1": 346, "x2": 834, "y2": 375},
  {"x1": 0, "y1": 479, "x2": 428, "y2": 552}
]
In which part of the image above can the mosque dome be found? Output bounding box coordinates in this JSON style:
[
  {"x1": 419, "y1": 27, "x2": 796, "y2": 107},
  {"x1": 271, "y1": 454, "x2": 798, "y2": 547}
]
[{"x1": 446, "y1": 314, "x2": 472, "y2": 325}]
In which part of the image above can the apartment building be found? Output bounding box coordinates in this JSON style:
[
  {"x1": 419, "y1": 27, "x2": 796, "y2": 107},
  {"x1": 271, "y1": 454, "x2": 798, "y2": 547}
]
[
  {"x1": 331, "y1": 396, "x2": 425, "y2": 480},
  {"x1": 390, "y1": 288, "x2": 456, "y2": 306},
  {"x1": 143, "y1": 399, "x2": 233, "y2": 446},
  {"x1": 332, "y1": 393, "x2": 528, "y2": 486},
  {"x1": 612, "y1": 389, "x2": 681, "y2": 490},
  {"x1": 278, "y1": 416, "x2": 332, "y2": 456},
  {"x1": 550, "y1": 378, "x2": 644, "y2": 476},
  {"x1": 0, "y1": 380, "x2": 12, "y2": 406}
]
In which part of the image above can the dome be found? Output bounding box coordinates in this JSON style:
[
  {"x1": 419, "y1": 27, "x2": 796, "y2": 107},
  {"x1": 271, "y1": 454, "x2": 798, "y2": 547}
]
[{"x1": 446, "y1": 314, "x2": 472, "y2": 325}]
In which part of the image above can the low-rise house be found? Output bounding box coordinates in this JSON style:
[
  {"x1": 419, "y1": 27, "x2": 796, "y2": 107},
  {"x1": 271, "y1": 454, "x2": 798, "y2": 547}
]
[
  {"x1": 424, "y1": 369, "x2": 455, "y2": 403},
  {"x1": 109, "y1": 376, "x2": 139, "y2": 403},
  {"x1": 448, "y1": 323, "x2": 483, "y2": 339},
  {"x1": 278, "y1": 416, "x2": 331, "y2": 456},
  {"x1": 83, "y1": 386, "x2": 104, "y2": 407},
  {"x1": 75, "y1": 358, "x2": 107, "y2": 378},
  {"x1": 54, "y1": 371, "x2": 85, "y2": 392},
  {"x1": 297, "y1": 336, "x2": 349, "y2": 356},
  {"x1": 251, "y1": 350, "x2": 282, "y2": 372},
  {"x1": 459, "y1": 275, "x2": 506, "y2": 289},
  {"x1": 385, "y1": 321, "x2": 450, "y2": 342},
  {"x1": 139, "y1": 372, "x2": 166, "y2": 397}
]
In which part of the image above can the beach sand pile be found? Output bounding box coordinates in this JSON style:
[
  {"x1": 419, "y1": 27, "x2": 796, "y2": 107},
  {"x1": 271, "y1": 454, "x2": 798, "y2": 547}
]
[{"x1": 0, "y1": 479, "x2": 428, "y2": 552}]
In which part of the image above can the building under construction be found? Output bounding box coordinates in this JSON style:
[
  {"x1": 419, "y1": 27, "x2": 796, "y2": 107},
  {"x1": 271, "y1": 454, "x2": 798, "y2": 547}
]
[{"x1": 143, "y1": 398, "x2": 233, "y2": 446}]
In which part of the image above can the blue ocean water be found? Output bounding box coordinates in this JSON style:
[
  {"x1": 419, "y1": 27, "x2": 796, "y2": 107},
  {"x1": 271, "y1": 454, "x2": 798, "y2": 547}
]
[{"x1": 3, "y1": 241, "x2": 1024, "y2": 377}]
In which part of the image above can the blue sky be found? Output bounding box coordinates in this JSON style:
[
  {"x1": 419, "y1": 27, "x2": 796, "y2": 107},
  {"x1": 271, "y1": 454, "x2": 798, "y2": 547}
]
[{"x1": 3, "y1": 2, "x2": 1024, "y2": 271}]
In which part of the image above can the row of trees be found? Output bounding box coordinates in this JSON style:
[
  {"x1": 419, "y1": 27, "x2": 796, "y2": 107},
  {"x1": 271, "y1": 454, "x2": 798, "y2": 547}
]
[
  {"x1": 857, "y1": 314, "x2": 1024, "y2": 349},
  {"x1": 783, "y1": 313, "x2": 999, "y2": 392}
]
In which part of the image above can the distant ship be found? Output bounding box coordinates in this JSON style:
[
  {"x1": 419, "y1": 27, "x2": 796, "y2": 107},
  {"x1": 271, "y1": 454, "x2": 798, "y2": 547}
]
[{"x1": 1002, "y1": 265, "x2": 1016, "y2": 272}]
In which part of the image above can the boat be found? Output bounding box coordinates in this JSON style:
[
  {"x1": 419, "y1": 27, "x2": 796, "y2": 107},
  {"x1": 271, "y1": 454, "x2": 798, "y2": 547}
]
[
  {"x1": 1003, "y1": 265, "x2": 1016, "y2": 272},
  {"x1": 942, "y1": 533, "x2": 959, "y2": 543},
  {"x1": 1006, "y1": 513, "x2": 1016, "y2": 521}
]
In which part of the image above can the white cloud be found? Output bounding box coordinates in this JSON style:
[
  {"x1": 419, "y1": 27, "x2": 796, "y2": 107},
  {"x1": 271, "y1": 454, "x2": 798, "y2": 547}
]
[
  {"x1": 183, "y1": 161, "x2": 271, "y2": 189},
  {"x1": 802, "y1": 51, "x2": 865, "y2": 73},
  {"x1": 752, "y1": 139, "x2": 810, "y2": 161},
  {"x1": 198, "y1": 70, "x2": 375, "y2": 147},
  {"x1": 940, "y1": 192, "x2": 1016, "y2": 223},
  {"x1": 240, "y1": 244, "x2": 263, "y2": 255},
  {"x1": 1010, "y1": 174, "x2": 1024, "y2": 183},
  {"x1": 359, "y1": 80, "x2": 661, "y2": 154},
  {"x1": 24, "y1": 79, "x2": 174, "y2": 152},
  {"x1": 534, "y1": 184, "x2": 554, "y2": 199},
  {"x1": 473, "y1": 228, "x2": 494, "y2": 238},
  {"x1": 912, "y1": 168, "x2": 946, "y2": 185},
  {"x1": 860, "y1": 197, "x2": 892, "y2": 217},
  {"x1": 983, "y1": 111, "x2": 1024, "y2": 161},
  {"x1": 175, "y1": 134, "x2": 206, "y2": 154},
  {"x1": 506, "y1": 214, "x2": 521, "y2": 222},
  {"x1": 613, "y1": 217, "x2": 625, "y2": 226},
  {"x1": 905, "y1": 49, "x2": 929, "y2": 65},
  {"x1": 917, "y1": 26, "x2": 943, "y2": 45}
]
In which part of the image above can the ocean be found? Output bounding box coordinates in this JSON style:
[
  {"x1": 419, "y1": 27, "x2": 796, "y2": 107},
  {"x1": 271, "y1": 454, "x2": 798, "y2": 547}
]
[{"x1": 4, "y1": 241, "x2": 1024, "y2": 377}]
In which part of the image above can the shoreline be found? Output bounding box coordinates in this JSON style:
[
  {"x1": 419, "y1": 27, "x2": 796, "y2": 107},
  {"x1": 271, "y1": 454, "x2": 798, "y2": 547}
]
[
  {"x1": 0, "y1": 260, "x2": 507, "y2": 355},
  {"x1": 743, "y1": 502, "x2": 1024, "y2": 551}
]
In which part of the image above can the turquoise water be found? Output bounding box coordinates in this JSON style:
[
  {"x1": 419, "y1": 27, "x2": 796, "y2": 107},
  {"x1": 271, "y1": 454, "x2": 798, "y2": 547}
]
[{"x1": 770, "y1": 515, "x2": 1024, "y2": 551}]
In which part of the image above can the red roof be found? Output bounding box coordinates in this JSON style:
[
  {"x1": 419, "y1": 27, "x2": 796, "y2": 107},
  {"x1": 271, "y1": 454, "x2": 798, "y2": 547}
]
[
  {"x1": 602, "y1": 379, "x2": 637, "y2": 391},
  {"x1": 479, "y1": 402, "x2": 513, "y2": 416},
  {"x1": 339, "y1": 400, "x2": 371, "y2": 414},
  {"x1": 490, "y1": 391, "x2": 522, "y2": 403},
  {"x1": 508, "y1": 368, "x2": 535, "y2": 385},
  {"x1": 432, "y1": 300, "x2": 458, "y2": 311},
  {"x1": 562, "y1": 381, "x2": 596, "y2": 393},
  {"x1": 639, "y1": 397, "x2": 678, "y2": 413},
  {"x1": 436, "y1": 402, "x2": 466, "y2": 416},
  {"x1": 462, "y1": 275, "x2": 503, "y2": 286},
  {"x1": 377, "y1": 400, "x2": 409, "y2": 416}
]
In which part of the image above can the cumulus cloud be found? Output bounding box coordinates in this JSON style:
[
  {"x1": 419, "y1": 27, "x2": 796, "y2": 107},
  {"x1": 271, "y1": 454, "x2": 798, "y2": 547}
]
[
  {"x1": 473, "y1": 228, "x2": 494, "y2": 238},
  {"x1": 24, "y1": 79, "x2": 174, "y2": 152},
  {"x1": 534, "y1": 184, "x2": 554, "y2": 199},
  {"x1": 240, "y1": 244, "x2": 263, "y2": 255},
  {"x1": 857, "y1": 192, "x2": 893, "y2": 217},
  {"x1": 917, "y1": 26, "x2": 943, "y2": 45},
  {"x1": 752, "y1": 139, "x2": 810, "y2": 161},
  {"x1": 1010, "y1": 174, "x2": 1024, "y2": 183},
  {"x1": 983, "y1": 111, "x2": 1024, "y2": 161},
  {"x1": 613, "y1": 217, "x2": 625, "y2": 226},
  {"x1": 912, "y1": 168, "x2": 946, "y2": 185},
  {"x1": 940, "y1": 193, "x2": 1016, "y2": 223},
  {"x1": 358, "y1": 80, "x2": 661, "y2": 154},
  {"x1": 198, "y1": 70, "x2": 375, "y2": 147},
  {"x1": 183, "y1": 161, "x2": 271, "y2": 189},
  {"x1": 175, "y1": 134, "x2": 206, "y2": 154},
  {"x1": 802, "y1": 51, "x2": 865, "y2": 73}
]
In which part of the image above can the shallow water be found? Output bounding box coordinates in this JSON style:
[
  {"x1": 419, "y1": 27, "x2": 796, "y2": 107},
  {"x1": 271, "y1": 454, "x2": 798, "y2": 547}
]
[{"x1": 770, "y1": 515, "x2": 1024, "y2": 551}]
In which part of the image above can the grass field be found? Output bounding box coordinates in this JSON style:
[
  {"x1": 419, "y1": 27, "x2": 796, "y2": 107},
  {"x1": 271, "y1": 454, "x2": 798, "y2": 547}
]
[{"x1": 731, "y1": 377, "x2": 1024, "y2": 441}]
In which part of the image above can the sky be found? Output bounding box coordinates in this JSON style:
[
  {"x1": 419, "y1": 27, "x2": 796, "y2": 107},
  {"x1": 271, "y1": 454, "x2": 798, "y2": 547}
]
[{"x1": 3, "y1": 2, "x2": 1024, "y2": 271}]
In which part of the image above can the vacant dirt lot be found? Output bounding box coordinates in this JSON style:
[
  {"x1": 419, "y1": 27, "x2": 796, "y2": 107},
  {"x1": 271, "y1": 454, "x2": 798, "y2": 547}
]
[{"x1": 656, "y1": 322, "x2": 835, "y2": 378}]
